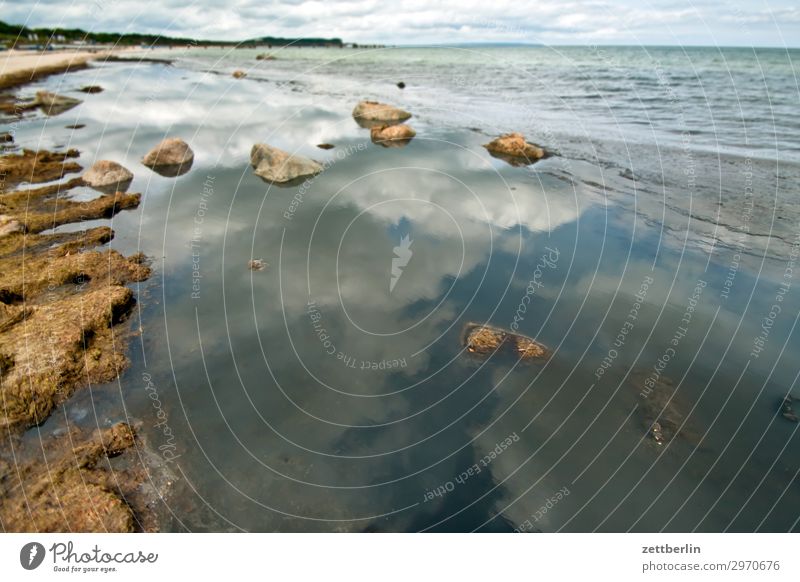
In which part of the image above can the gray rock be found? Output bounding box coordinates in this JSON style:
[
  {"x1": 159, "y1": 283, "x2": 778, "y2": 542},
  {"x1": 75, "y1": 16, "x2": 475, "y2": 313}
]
[{"x1": 250, "y1": 143, "x2": 323, "y2": 185}]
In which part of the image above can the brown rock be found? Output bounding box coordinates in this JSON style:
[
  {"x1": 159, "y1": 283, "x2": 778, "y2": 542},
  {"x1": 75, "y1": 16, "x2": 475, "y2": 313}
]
[
  {"x1": 484, "y1": 132, "x2": 547, "y2": 166},
  {"x1": 317, "y1": 143, "x2": 335, "y2": 150},
  {"x1": 462, "y1": 322, "x2": 549, "y2": 361},
  {"x1": 142, "y1": 138, "x2": 194, "y2": 177},
  {"x1": 232, "y1": 70, "x2": 247, "y2": 79},
  {"x1": 370, "y1": 124, "x2": 416, "y2": 148},
  {"x1": 82, "y1": 160, "x2": 134, "y2": 193},
  {"x1": 79, "y1": 85, "x2": 104, "y2": 94},
  {"x1": 352, "y1": 100, "x2": 412, "y2": 128}
]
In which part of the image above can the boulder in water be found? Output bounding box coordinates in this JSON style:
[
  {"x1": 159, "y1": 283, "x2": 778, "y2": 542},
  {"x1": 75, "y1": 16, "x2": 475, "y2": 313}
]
[
  {"x1": 352, "y1": 100, "x2": 411, "y2": 128},
  {"x1": 484, "y1": 132, "x2": 547, "y2": 166},
  {"x1": 35, "y1": 91, "x2": 82, "y2": 116},
  {"x1": 232, "y1": 70, "x2": 247, "y2": 79},
  {"x1": 370, "y1": 124, "x2": 416, "y2": 148},
  {"x1": 250, "y1": 143, "x2": 323, "y2": 186},
  {"x1": 141, "y1": 138, "x2": 194, "y2": 177},
  {"x1": 462, "y1": 322, "x2": 549, "y2": 360},
  {"x1": 79, "y1": 85, "x2": 104, "y2": 94},
  {"x1": 82, "y1": 160, "x2": 134, "y2": 193}
]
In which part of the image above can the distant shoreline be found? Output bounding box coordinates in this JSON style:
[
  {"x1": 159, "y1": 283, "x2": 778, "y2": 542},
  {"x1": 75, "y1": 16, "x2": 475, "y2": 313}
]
[{"x1": 0, "y1": 48, "x2": 140, "y2": 90}]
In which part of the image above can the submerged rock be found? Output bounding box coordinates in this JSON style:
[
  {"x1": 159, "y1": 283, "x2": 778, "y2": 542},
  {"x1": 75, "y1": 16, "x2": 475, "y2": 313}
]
[
  {"x1": 256, "y1": 53, "x2": 276, "y2": 61},
  {"x1": 79, "y1": 85, "x2": 104, "y2": 94},
  {"x1": 250, "y1": 143, "x2": 323, "y2": 185},
  {"x1": 630, "y1": 372, "x2": 701, "y2": 447},
  {"x1": 397, "y1": 81, "x2": 406, "y2": 89},
  {"x1": 352, "y1": 100, "x2": 412, "y2": 128},
  {"x1": 0, "y1": 132, "x2": 12, "y2": 143},
  {"x1": 317, "y1": 143, "x2": 335, "y2": 150},
  {"x1": 462, "y1": 322, "x2": 549, "y2": 360},
  {"x1": 370, "y1": 124, "x2": 416, "y2": 148},
  {"x1": 248, "y1": 259, "x2": 267, "y2": 271},
  {"x1": 484, "y1": 132, "x2": 547, "y2": 166},
  {"x1": 34, "y1": 91, "x2": 82, "y2": 116},
  {"x1": 780, "y1": 395, "x2": 798, "y2": 422},
  {"x1": 82, "y1": 160, "x2": 134, "y2": 193},
  {"x1": 65, "y1": 124, "x2": 86, "y2": 130},
  {"x1": 232, "y1": 70, "x2": 247, "y2": 79},
  {"x1": 141, "y1": 137, "x2": 194, "y2": 177}
]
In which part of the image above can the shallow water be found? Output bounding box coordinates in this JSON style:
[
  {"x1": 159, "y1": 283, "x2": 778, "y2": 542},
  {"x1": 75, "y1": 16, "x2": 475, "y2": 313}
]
[{"x1": 8, "y1": 45, "x2": 800, "y2": 531}]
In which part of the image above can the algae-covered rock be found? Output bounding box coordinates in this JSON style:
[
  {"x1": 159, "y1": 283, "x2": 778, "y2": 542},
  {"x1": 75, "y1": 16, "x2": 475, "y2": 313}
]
[
  {"x1": 0, "y1": 179, "x2": 140, "y2": 233},
  {"x1": 630, "y1": 372, "x2": 701, "y2": 447},
  {"x1": 0, "y1": 148, "x2": 81, "y2": 189},
  {"x1": 0, "y1": 285, "x2": 137, "y2": 430},
  {"x1": 462, "y1": 322, "x2": 549, "y2": 361},
  {"x1": 0, "y1": 423, "x2": 152, "y2": 532}
]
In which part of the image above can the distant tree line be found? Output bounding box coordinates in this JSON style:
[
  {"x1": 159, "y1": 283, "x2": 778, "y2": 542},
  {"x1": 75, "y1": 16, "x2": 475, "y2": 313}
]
[{"x1": 0, "y1": 20, "x2": 344, "y2": 48}]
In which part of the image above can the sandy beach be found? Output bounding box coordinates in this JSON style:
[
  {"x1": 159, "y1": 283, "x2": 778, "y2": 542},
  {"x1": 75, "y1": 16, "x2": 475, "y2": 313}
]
[{"x1": 0, "y1": 48, "x2": 128, "y2": 89}]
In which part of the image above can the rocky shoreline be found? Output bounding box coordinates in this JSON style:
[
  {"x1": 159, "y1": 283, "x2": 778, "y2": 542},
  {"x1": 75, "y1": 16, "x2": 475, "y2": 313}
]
[
  {"x1": 0, "y1": 58, "x2": 161, "y2": 532},
  {"x1": 0, "y1": 51, "x2": 558, "y2": 533}
]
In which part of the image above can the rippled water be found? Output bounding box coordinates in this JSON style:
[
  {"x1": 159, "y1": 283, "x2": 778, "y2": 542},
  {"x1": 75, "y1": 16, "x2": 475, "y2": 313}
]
[{"x1": 12, "y1": 45, "x2": 800, "y2": 531}]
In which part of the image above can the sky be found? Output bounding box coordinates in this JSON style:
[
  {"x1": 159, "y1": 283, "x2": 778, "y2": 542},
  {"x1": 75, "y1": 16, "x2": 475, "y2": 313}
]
[{"x1": 2, "y1": 0, "x2": 799, "y2": 47}]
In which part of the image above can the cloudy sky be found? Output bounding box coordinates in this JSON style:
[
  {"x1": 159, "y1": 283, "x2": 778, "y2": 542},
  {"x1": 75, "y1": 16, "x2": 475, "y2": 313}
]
[{"x1": 3, "y1": 0, "x2": 798, "y2": 46}]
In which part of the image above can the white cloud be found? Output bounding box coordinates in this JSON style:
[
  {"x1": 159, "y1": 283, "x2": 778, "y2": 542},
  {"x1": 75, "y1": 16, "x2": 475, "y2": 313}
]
[{"x1": 3, "y1": 0, "x2": 798, "y2": 46}]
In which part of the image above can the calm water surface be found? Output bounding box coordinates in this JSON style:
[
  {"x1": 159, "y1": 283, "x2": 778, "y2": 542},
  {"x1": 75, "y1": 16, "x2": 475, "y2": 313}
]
[{"x1": 12, "y1": 45, "x2": 800, "y2": 531}]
